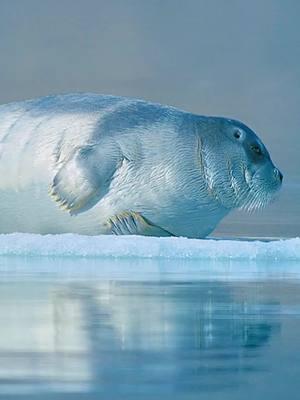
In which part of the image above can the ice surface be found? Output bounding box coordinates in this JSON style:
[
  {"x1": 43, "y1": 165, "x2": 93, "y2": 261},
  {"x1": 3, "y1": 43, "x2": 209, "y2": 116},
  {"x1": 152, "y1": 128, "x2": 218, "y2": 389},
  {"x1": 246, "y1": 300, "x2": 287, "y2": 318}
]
[{"x1": 0, "y1": 233, "x2": 299, "y2": 260}]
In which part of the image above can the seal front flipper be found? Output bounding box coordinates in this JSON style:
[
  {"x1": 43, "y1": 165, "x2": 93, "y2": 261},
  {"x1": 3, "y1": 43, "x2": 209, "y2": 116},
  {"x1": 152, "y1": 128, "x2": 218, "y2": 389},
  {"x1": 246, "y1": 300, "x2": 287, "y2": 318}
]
[
  {"x1": 50, "y1": 143, "x2": 121, "y2": 215},
  {"x1": 107, "y1": 211, "x2": 174, "y2": 236}
]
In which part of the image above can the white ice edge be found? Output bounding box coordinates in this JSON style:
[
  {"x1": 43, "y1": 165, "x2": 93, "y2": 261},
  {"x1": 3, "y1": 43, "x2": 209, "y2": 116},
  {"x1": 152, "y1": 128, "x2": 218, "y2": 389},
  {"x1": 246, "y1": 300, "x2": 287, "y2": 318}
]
[{"x1": 0, "y1": 233, "x2": 299, "y2": 260}]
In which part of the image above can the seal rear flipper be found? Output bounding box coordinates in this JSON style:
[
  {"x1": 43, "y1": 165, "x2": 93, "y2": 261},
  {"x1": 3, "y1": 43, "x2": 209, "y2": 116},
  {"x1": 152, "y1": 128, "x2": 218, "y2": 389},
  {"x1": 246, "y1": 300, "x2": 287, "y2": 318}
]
[
  {"x1": 50, "y1": 143, "x2": 121, "y2": 215},
  {"x1": 106, "y1": 211, "x2": 174, "y2": 236}
]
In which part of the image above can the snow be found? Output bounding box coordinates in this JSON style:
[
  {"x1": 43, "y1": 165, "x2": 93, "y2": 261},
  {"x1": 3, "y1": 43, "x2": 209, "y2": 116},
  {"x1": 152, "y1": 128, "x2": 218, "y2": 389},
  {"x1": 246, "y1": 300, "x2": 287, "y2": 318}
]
[{"x1": 0, "y1": 233, "x2": 298, "y2": 260}]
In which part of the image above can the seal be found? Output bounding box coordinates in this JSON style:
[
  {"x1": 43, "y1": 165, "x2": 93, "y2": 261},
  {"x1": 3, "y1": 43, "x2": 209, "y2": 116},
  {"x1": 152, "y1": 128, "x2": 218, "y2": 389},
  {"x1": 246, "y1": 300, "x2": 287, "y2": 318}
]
[{"x1": 0, "y1": 93, "x2": 282, "y2": 237}]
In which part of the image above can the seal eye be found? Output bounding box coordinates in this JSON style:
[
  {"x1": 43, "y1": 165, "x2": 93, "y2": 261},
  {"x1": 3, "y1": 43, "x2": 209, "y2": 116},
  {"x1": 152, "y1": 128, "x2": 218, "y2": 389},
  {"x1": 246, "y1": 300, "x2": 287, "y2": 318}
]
[
  {"x1": 251, "y1": 144, "x2": 262, "y2": 156},
  {"x1": 234, "y1": 130, "x2": 241, "y2": 139}
]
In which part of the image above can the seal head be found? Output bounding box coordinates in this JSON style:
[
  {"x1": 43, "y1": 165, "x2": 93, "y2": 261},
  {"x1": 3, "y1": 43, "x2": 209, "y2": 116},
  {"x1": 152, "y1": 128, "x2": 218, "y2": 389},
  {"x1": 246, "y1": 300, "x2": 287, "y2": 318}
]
[{"x1": 197, "y1": 117, "x2": 283, "y2": 213}]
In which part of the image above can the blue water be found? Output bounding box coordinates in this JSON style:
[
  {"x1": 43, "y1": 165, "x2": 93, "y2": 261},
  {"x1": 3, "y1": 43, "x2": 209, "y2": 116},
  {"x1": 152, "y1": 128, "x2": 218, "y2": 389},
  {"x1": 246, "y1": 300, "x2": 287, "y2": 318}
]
[{"x1": 0, "y1": 235, "x2": 300, "y2": 399}]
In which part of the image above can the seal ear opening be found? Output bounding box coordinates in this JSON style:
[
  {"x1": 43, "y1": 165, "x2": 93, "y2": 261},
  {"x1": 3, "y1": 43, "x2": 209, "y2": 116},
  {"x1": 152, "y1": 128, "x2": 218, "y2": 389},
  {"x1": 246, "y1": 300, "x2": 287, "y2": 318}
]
[{"x1": 49, "y1": 143, "x2": 119, "y2": 215}]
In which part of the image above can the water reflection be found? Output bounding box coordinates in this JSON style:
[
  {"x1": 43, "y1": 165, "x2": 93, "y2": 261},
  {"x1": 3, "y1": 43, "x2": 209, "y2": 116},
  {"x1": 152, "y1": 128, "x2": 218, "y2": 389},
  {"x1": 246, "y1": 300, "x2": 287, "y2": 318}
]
[
  {"x1": 2, "y1": 267, "x2": 299, "y2": 399},
  {"x1": 62, "y1": 282, "x2": 279, "y2": 395}
]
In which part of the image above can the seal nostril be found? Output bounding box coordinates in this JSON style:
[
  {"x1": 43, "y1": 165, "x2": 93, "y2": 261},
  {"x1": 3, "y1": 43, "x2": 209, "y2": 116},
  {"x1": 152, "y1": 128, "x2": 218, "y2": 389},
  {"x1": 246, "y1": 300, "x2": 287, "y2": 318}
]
[
  {"x1": 279, "y1": 171, "x2": 283, "y2": 182},
  {"x1": 275, "y1": 168, "x2": 283, "y2": 182}
]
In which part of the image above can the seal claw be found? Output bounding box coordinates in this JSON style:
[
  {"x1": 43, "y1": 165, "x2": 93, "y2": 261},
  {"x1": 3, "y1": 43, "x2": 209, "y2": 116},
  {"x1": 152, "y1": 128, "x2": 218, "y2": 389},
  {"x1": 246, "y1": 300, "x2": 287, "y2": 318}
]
[{"x1": 107, "y1": 211, "x2": 173, "y2": 236}]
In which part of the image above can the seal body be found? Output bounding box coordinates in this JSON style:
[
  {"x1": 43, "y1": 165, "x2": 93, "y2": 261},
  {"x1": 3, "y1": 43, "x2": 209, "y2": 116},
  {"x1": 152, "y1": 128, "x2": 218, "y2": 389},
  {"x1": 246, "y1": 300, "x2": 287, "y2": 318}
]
[{"x1": 0, "y1": 94, "x2": 282, "y2": 237}]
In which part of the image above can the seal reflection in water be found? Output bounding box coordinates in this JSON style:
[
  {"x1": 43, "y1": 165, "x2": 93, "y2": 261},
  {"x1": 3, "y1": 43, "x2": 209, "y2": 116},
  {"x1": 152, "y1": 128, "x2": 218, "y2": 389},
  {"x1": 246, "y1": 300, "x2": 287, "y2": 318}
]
[{"x1": 0, "y1": 94, "x2": 282, "y2": 237}]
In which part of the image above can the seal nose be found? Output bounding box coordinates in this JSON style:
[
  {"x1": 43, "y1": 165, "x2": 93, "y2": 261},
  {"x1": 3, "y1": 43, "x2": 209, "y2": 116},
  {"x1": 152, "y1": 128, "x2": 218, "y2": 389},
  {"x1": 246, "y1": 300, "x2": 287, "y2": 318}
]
[{"x1": 274, "y1": 168, "x2": 283, "y2": 182}]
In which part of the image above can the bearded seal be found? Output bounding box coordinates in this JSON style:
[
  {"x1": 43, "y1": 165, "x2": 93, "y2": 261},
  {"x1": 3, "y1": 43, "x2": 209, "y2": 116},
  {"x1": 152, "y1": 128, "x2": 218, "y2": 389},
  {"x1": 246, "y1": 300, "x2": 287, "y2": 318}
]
[{"x1": 0, "y1": 93, "x2": 282, "y2": 237}]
